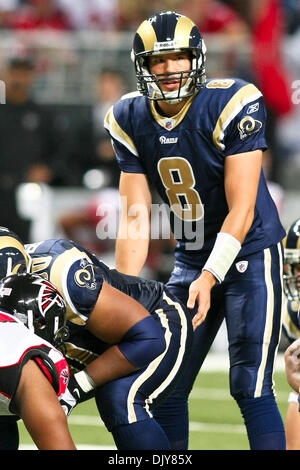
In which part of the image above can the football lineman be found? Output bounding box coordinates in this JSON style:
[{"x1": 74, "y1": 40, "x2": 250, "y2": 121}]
[
  {"x1": 0, "y1": 272, "x2": 75, "y2": 450},
  {"x1": 0, "y1": 229, "x2": 193, "y2": 450},
  {"x1": 282, "y1": 219, "x2": 300, "y2": 449},
  {"x1": 25, "y1": 237, "x2": 192, "y2": 450},
  {"x1": 104, "y1": 11, "x2": 286, "y2": 449}
]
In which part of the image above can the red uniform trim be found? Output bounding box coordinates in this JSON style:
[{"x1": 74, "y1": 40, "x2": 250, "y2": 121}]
[{"x1": 0, "y1": 313, "x2": 16, "y2": 323}]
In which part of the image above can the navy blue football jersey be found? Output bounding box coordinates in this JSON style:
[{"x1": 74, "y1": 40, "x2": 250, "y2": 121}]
[
  {"x1": 26, "y1": 238, "x2": 165, "y2": 323},
  {"x1": 104, "y1": 78, "x2": 285, "y2": 267},
  {"x1": 25, "y1": 239, "x2": 167, "y2": 372}
]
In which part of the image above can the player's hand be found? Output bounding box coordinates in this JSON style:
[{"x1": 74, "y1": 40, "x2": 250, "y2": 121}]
[
  {"x1": 187, "y1": 271, "x2": 217, "y2": 331},
  {"x1": 59, "y1": 388, "x2": 78, "y2": 416},
  {"x1": 285, "y1": 338, "x2": 300, "y2": 393}
]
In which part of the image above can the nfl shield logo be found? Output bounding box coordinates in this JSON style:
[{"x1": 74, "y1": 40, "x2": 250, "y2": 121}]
[
  {"x1": 235, "y1": 261, "x2": 248, "y2": 273},
  {"x1": 163, "y1": 118, "x2": 175, "y2": 131}
]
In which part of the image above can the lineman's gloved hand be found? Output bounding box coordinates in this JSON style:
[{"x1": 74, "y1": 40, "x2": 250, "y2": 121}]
[
  {"x1": 60, "y1": 387, "x2": 78, "y2": 416},
  {"x1": 59, "y1": 370, "x2": 96, "y2": 416}
]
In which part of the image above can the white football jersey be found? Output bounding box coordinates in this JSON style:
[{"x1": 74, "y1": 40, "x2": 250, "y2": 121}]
[{"x1": 0, "y1": 310, "x2": 69, "y2": 416}]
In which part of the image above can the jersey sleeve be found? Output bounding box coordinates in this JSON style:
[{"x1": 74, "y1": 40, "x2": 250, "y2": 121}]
[
  {"x1": 212, "y1": 82, "x2": 268, "y2": 157},
  {"x1": 104, "y1": 102, "x2": 146, "y2": 174},
  {"x1": 63, "y1": 258, "x2": 103, "y2": 321},
  {"x1": 47, "y1": 243, "x2": 104, "y2": 325}
]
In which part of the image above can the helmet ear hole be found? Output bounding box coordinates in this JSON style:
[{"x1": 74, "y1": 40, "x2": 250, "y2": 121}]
[{"x1": 37, "y1": 318, "x2": 46, "y2": 329}]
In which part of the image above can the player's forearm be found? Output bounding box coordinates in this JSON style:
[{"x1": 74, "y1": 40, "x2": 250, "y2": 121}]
[
  {"x1": 86, "y1": 345, "x2": 138, "y2": 386},
  {"x1": 201, "y1": 207, "x2": 254, "y2": 284},
  {"x1": 116, "y1": 227, "x2": 150, "y2": 275},
  {"x1": 25, "y1": 409, "x2": 76, "y2": 450},
  {"x1": 59, "y1": 347, "x2": 139, "y2": 415},
  {"x1": 220, "y1": 206, "x2": 255, "y2": 244},
  {"x1": 17, "y1": 360, "x2": 76, "y2": 450}
]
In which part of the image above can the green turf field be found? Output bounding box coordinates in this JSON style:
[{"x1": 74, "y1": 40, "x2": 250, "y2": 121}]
[{"x1": 18, "y1": 354, "x2": 291, "y2": 450}]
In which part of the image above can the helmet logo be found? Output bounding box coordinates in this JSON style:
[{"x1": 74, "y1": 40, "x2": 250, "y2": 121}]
[{"x1": 37, "y1": 279, "x2": 65, "y2": 315}]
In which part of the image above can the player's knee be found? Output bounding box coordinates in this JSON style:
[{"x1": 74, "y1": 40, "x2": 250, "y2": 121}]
[
  {"x1": 230, "y1": 362, "x2": 276, "y2": 400},
  {"x1": 229, "y1": 364, "x2": 257, "y2": 400},
  {"x1": 95, "y1": 384, "x2": 151, "y2": 431},
  {"x1": 118, "y1": 315, "x2": 166, "y2": 368}
]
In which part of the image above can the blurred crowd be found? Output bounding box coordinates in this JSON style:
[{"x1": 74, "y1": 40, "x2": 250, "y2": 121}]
[
  {"x1": 0, "y1": 0, "x2": 296, "y2": 33},
  {"x1": 0, "y1": 0, "x2": 299, "y2": 278}
]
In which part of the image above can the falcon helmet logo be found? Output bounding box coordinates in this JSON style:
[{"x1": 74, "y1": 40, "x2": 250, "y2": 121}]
[{"x1": 36, "y1": 278, "x2": 65, "y2": 315}]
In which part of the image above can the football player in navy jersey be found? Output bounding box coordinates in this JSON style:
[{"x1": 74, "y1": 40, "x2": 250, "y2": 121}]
[
  {"x1": 24, "y1": 237, "x2": 193, "y2": 450},
  {"x1": 0, "y1": 228, "x2": 193, "y2": 450},
  {"x1": 281, "y1": 219, "x2": 300, "y2": 449},
  {"x1": 0, "y1": 272, "x2": 76, "y2": 450},
  {"x1": 104, "y1": 11, "x2": 286, "y2": 449}
]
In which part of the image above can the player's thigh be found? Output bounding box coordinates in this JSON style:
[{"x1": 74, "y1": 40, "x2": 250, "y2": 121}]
[
  {"x1": 225, "y1": 244, "x2": 283, "y2": 397},
  {"x1": 95, "y1": 307, "x2": 192, "y2": 430},
  {"x1": 166, "y1": 264, "x2": 226, "y2": 396}
]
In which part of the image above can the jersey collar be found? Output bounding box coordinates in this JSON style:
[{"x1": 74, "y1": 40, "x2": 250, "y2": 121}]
[{"x1": 150, "y1": 92, "x2": 198, "y2": 131}]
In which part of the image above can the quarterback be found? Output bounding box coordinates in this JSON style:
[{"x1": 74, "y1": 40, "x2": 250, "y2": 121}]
[{"x1": 104, "y1": 11, "x2": 286, "y2": 449}]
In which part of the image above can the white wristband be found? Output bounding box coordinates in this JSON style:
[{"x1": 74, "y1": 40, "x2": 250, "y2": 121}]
[
  {"x1": 74, "y1": 370, "x2": 96, "y2": 393},
  {"x1": 203, "y1": 232, "x2": 241, "y2": 283}
]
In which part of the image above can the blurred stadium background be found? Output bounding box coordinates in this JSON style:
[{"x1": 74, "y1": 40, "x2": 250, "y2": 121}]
[{"x1": 1, "y1": 0, "x2": 300, "y2": 450}]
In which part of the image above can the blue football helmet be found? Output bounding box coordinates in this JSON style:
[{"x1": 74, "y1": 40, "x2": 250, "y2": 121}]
[
  {"x1": 0, "y1": 227, "x2": 29, "y2": 280},
  {"x1": 283, "y1": 218, "x2": 300, "y2": 302},
  {"x1": 131, "y1": 11, "x2": 206, "y2": 103},
  {"x1": 0, "y1": 273, "x2": 68, "y2": 347}
]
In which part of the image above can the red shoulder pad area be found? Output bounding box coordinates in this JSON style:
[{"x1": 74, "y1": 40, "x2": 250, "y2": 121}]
[{"x1": 0, "y1": 312, "x2": 16, "y2": 323}]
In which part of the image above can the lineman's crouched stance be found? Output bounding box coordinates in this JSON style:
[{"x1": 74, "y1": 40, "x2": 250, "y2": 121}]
[{"x1": 26, "y1": 238, "x2": 193, "y2": 450}]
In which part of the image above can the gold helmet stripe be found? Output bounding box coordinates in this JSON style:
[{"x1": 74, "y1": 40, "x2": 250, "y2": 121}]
[
  {"x1": 282, "y1": 235, "x2": 287, "y2": 248},
  {"x1": 0, "y1": 235, "x2": 29, "y2": 266},
  {"x1": 174, "y1": 15, "x2": 196, "y2": 48},
  {"x1": 136, "y1": 20, "x2": 157, "y2": 53}
]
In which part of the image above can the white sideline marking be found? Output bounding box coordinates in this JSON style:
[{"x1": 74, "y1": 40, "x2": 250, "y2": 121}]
[
  {"x1": 20, "y1": 416, "x2": 246, "y2": 453},
  {"x1": 69, "y1": 415, "x2": 246, "y2": 435},
  {"x1": 190, "y1": 387, "x2": 290, "y2": 402},
  {"x1": 201, "y1": 352, "x2": 285, "y2": 372},
  {"x1": 19, "y1": 444, "x2": 116, "y2": 450},
  {"x1": 189, "y1": 422, "x2": 245, "y2": 434}
]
